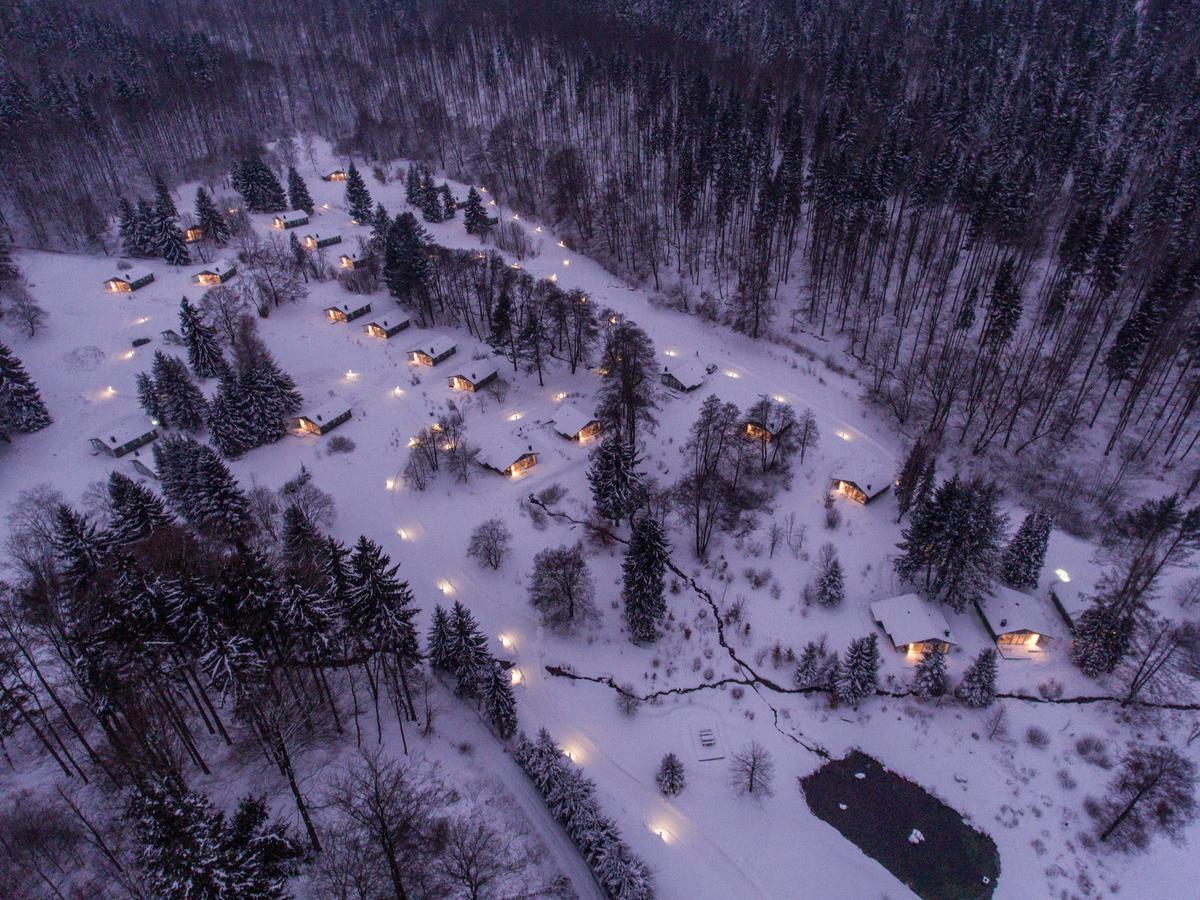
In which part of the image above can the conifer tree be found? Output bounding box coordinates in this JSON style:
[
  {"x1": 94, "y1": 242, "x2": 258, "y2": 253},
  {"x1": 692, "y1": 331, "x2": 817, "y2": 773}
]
[
  {"x1": 207, "y1": 372, "x2": 255, "y2": 458},
  {"x1": 439, "y1": 183, "x2": 457, "y2": 219},
  {"x1": 622, "y1": 514, "x2": 669, "y2": 643},
  {"x1": 894, "y1": 438, "x2": 931, "y2": 522},
  {"x1": 446, "y1": 601, "x2": 490, "y2": 697},
  {"x1": 367, "y1": 201, "x2": 390, "y2": 259},
  {"x1": 136, "y1": 370, "x2": 163, "y2": 425},
  {"x1": 982, "y1": 258, "x2": 1021, "y2": 351},
  {"x1": 912, "y1": 644, "x2": 948, "y2": 701},
  {"x1": 999, "y1": 509, "x2": 1053, "y2": 590},
  {"x1": 404, "y1": 164, "x2": 422, "y2": 206},
  {"x1": 656, "y1": 752, "x2": 685, "y2": 796},
  {"x1": 280, "y1": 503, "x2": 324, "y2": 571},
  {"x1": 956, "y1": 648, "x2": 998, "y2": 707},
  {"x1": 383, "y1": 212, "x2": 432, "y2": 305},
  {"x1": 152, "y1": 176, "x2": 178, "y2": 220},
  {"x1": 814, "y1": 542, "x2": 845, "y2": 607},
  {"x1": 52, "y1": 504, "x2": 105, "y2": 585},
  {"x1": 286, "y1": 166, "x2": 314, "y2": 215},
  {"x1": 1071, "y1": 600, "x2": 1134, "y2": 677},
  {"x1": 0, "y1": 230, "x2": 16, "y2": 286},
  {"x1": 152, "y1": 351, "x2": 208, "y2": 433},
  {"x1": 344, "y1": 162, "x2": 373, "y2": 223},
  {"x1": 482, "y1": 660, "x2": 518, "y2": 739},
  {"x1": 0, "y1": 340, "x2": 51, "y2": 436},
  {"x1": 426, "y1": 604, "x2": 455, "y2": 673},
  {"x1": 588, "y1": 435, "x2": 645, "y2": 526},
  {"x1": 194, "y1": 187, "x2": 230, "y2": 246},
  {"x1": 419, "y1": 171, "x2": 442, "y2": 222},
  {"x1": 463, "y1": 187, "x2": 491, "y2": 237},
  {"x1": 152, "y1": 193, "x2": 190, "y2": 266},
  {"x1": 488, "y1": 287, "x2": 517, "y2": 368},
  {"x1": 117, "y1": 197, "x2": 140, "y2": 256},
  {"x1": 179, "y1": 297, "x2": 226, "y2": 379},
  {"x1": 836, "y1": 634, "x2": 879, "y2": 707},
  {"x1": 193, "y1": 445, "x2": 253, "y2": 544},
  {"x1": 134, "y1": 198, "x2": 157, "y2": 256},
  {"x1": 105, "y1": 471, "x2": 172, "y2": 547}
]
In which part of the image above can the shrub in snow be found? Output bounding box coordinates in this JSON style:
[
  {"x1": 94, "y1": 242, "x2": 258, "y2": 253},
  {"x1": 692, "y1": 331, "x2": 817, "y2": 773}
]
[
  {"x1": 814, "y1": 543, "x2": 844, "y2": 607},
  {"x1": 836, "y1": 634, "x2": 879, "y2": 707},
  {"x1": 1025, "y1": 726, "x2": 1050, "y2": 749},
  {"x1": 912, "y1": 644, "x2": 948, "y2": 701},
  {"x1": 326, "y1": 435, "x2": 355, "y2": 454},
  {"x1": 956, "y1": 648, "x2": 998, "y2": 708},
  {"x1": 656, "y1": 753, "x2": 686, "y2": 797}
]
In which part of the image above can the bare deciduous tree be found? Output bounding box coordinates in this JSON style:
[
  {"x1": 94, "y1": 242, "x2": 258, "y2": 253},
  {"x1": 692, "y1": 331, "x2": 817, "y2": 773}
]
[
  {"x1": 468, "y1": 518, "x2": 513, "y2": 570},
  {"x1": 528, "y1": 543, "x2": 595, "y2": 630},
  {"x1": 729, "y1": 741, "x2": 775, "y2": 797},
  {"x1": 1093, "y1": 745, "x2": 1197, "y2": 851},
  {"x1": 439, "y1": 817, "x2": 525, "y2": 900}
]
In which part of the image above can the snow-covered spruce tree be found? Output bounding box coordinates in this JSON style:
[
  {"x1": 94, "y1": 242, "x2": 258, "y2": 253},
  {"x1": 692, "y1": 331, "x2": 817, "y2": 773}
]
[
  {"x1": 194, "y1": 186, "x2": 230, "y2": 246},
  {"x1": 134, "y1": 198, "x2": 157, "y2": 256},
  {"x1": 105, "y1": 471, "x2": 172, "y2": 547},
  {"x1": 894, "y1": 438, "x2": 932, "y2": 522},
  {"x1": 117, "y1": 197, "x2": 140, "y2": 256},
  {"x1": 426, "y1": 605, "x2": 454, "y2": 673},
  {"x1": 367, "y1": 201, "x2": 390, "y2": 259},
  {"x1": 446, "y1": 600, "x2": 490, "y2": 697},
  {"x1": 0, "y1": 340, "x2": 51, "y2": 436},
  {"x1": 419, "y1": 171, "x2": 443, "y2": 222},
  {"x1": 152, "y1": 176, "x2": 178, "y2": 219},
  {"x1": 404, "y1": 164, "x2": 423, "y2": 206},
  {"x1": 383, "y1": 212, "x2": 432, "y2": 307},
  {"x1": 482, "y1": 660, "x2": 518, "y2": 739},
  {"x1": 656, "y1": 752, "x2": 685, "y2": 797},
  {"x1": 152, "y1": 350, "x2": 207, "y2": 432},
  {"x1": 595, "y1": 318, "x2": 659, "y2": 448},
  {"x1": 439, "y1": 183, "x2": 457, "y2": 219},
  {"x1": 956, "y1": 648, "x2": 998, "y2": 708},
  {"x1": 280, "y1": 503, "x2": 324, "y2": 571},
  {"x1": 179, "y1": 296, "x2": 226, "y2": 379},
  {"x1": 623, "y1": 514, "x2": 669, "y2": 644},
  {"x1": 52, "y1": 503, "x2": 105, "y2": 585},
  {"x1": 912, "y1": 644, "x2": 948, "y2": 701},
  {"x1": 814, "y1": 542, "x2": 845, "y2": 607},
  {"x1": 794, "y1": 639, "x2": 838, "y2": 690},
  {"x1": 207, "y1": 371, "x2": 255, "y2": 458},
  {"x1": 836, "y1": 634, "x2": 879, "y2": 707},
  {"x1": 155, "y1": 435, "x2": 251, "y2": 544},
  {"x1": 1000, "y1": 508, "x2": 1053, "y2": 590},
  {"x1": 128, "y1": 775, "x2": 303, "y2": 899},
  {"x1": 344, "y1": 162, "x2": 373, "y2": 223},
  {"x1": 0, "y1": 231, "x2": 16, "y2": 285},
  {"x1": 153, "y1": 433, "x2": 203, "y2": 515},
  {"x1": 152, "y1": 193, "x2": 189, "y2": 266},
  {"x1": 462, "y1": 186, "x2": 492, "y2": 237},
  {"x1": 286, "y1": 166, "x2": 314, "y2": 215},
  {"x1": 136, "y1": 370, "x2": 164, "y2": 425},
  {"x1": 1071, "y1": 599, "x2": 1135, "y2": 677},
  {"x1": 588, "y1": 434, "x2": 645, "y2": 526},
  {"x1": 234, "y1": 156, "x2": 287, "y2": 212}
]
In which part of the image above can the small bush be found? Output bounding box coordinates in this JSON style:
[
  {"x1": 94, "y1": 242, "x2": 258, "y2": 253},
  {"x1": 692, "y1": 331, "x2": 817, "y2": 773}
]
[
  {"x1": 326, "y1": 435, "x2": 355, "y2": 454},
  {"x1": 1075, "y1": 736, "x2": 1112, "y2": 769},
  {"x1": 1025, "y1": 726, "x2": 1050, "y2": 749},
  {"x1": 616, "y1": 684, "x2": 641, "y2": 717},
  {"x1": 1037, "y1": 679, "x2": 1064, "y2": 700}
]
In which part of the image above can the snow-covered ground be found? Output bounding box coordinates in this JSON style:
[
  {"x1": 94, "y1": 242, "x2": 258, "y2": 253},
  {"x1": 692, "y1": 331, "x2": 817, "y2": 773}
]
[{"x1": 3, "y1": 140, "x2": 1198, "y2": 898}]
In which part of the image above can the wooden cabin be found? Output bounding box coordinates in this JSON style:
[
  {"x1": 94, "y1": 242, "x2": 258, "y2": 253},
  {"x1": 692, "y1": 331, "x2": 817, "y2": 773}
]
[
  {"x1": 478, "y1": 439, "x2": 538, "y2": 477},
  {"x1": 363, "y1": 316, "x2": 411, "y2": 339},
  {"x1": 326, "y1": 301, "x2": 372, "y2": 323},
  {"x1": 303, "y1": 231, "x2": 342, "y2": 250},
  {"x1": 90, "y1": 417, "x2": 159, "y2": 458},
  {"x1": 408, "y1": 337, "x2": 457, "y2": 367},
  {"x1": 830, "y1": 456, "x2": 895, "y2": 504},
  {"x1": 870, "y1": 594, "x2": 957, "y2": 655},
  {"x1": 552, "y1": 404, "x2": 602, "y2": 442},
  {"x1": 104, "y1": 268, "x2": 155, "y2": 293},
  {"x1": 660, "y1": 358, "x2": 710, "y2": 393},
  {"x1": 975, "y1": 586, "x2": 1060, "y2": 657},
  {"x1": 273, "y1": 210, "x2": 309, "y2": 229},
  {"x1": 323, "y1": 169, "x2": 348, "y2": 182},
  {"x1": 448, "y1": 362, "x2": 499, "y2": 392},
  {"x1": 339, "y1": 252, "x2": 368, "y2": 269},
  {"x1": 290, "y1": 402, "x2": 352, "y2": 436},
  {"x1": 193, "y1": 260, "x2": 237, "y2": 286},
  {"x1": 183, "y1": 226, "x2": 204, "y2": 243}
]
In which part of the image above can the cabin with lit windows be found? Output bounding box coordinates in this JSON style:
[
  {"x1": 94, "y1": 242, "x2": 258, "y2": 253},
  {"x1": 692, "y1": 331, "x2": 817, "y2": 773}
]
[
  {"x1": 290, "y1": 402, "x2": 352, "y2": 436},
  {"x1": 323, "y1": 169, "x2": 348, "y2": 182},
  {"x1": 104, "y1": 268, "x2": 155, "y2": 293},
  {"x1": 478, "y1": 438, "x2": 538, "y2": 477},
  {"x1": 339, "y1": 252, "x2": 368, "y2": 269},
  {"x1": 870, "y1": 594, "x2": 957, "y2": 655},
  {"x1": 184, "y1": 226, "x2": 204, "y2": 243},
  {"x1": 90, "y1": 416, "x2": 160, "y2": 458},
  {"x1": 273, "y1": 210, "x2": 309, "y2": 229},
  {"x1": 448, "y1": 362, "x2": 499, "y2": 393},
  {"x1": 193, "y1": 260, "x2": 237, "y2": 286},
  {"x1": 408, "y1": 337, "x2": 457, "y2": 367},
  {"x1": 975, "y1": 586, "x2": 1059, "y2": 658},
  {"x1": 303, "y1": 231, "x2": 342, "y2": 250},
  {"x1": 830, "y1": 456, "x2": 895, "y2": 504},
  {"x1": 660, "y1": 358, "x2": 710, "y2": 393},
  {"x1": 326, "y1": 301, "x2": 372, "y2": 323},
  {"x1": 552, "y1": 404, "x2": 602, "y2": 442},
  {"x1": 363, "y1": 316, "x2": 410, "y2": 339}
]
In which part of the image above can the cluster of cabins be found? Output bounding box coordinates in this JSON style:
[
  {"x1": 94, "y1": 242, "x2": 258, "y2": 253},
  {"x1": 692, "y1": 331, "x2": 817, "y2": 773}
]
[{"x1": 870, "y1": 580, "x2": 1079, "y2": 663}]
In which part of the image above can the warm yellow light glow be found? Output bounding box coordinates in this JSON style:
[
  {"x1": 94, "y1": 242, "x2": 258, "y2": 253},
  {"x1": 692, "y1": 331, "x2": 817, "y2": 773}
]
[
  {"x1": 555, "y1": 391, "x2": 567, "y2": 401},
  {"x1": 664, "y1": 349, "x2": 677, "y2": 357},
  {"x1": 489, "y1": 199, "x2": 497, "y2": 206},
  {"x1": 431, "y1": 423, "x2": 443, "y2": 432},
  {"x1": 123, "y1": 350, "x2": 136, "y2": 360},
  {"x1": 104, "y1": 385, "x2": 116, "y2": 396},
  {"x1": 549, "y1": 274, "x2": 558, "y2": 282},
  {"x1": 510, "y1": 668, "x2": 523, "y2": 685},
  {"x1": 725, "y1": 370, "x2": 740, "y2": 379},
  {"x1": 480, "y1": 187, "x2": 488, "y2": 193},
  {"x1": 393, "y1": 386, "x2": 404, "y2": 397},
  {"x1": 609, "y1": 316, "x2": 620, "y2": 325},
  {"x1": 321, "y1": 203, "x2": 330, "y2": 209},
  {"x1": 438, "y1": 580, "x2": 453, "y2": 594},
  {"x1": 557, "y1": 240, "x2": 566, "y2": 248},
  {"x1": 510, "y1": 263, "x2": 521, "y2": 269},
  {"x1": 397, "y1": 528, "x2": 408, "y2": 540},
  {"x1": 135, "y1": 315, "x2": 151, "y2": 325},
  {"x1": 836, "y1": 430, "x2": 852, "y2": 441},
  {"x1": 562, "y1": 258, "x2": 570, "y2": 266},
  {"x1": 509, "y1": 412, "x2": 522, "y2": 421},
  {"x1": 498, "y1": 633, "x2": 512, "y2": 649},
  {"x1": 650, "y1": 824, "x2": 673, "y2": 843},
  {"x1": 774, "y1": 395, "x2": 787, "y2": 404},
  {"x1": 535, "y1": 226, "x2": 543, "y2": 233},
  {"x1": 512, "y1": 213, "x2": 520, "y2": 220},
  {"x1": 345, "y1": 370, "x2": 359, "y2": 380},
  {"x1": 1055, "y1": 568, "x2": 1071, "y2": 583},
  {"x1": 385, "y1": 478, "x2": 396, "y2": 490}
]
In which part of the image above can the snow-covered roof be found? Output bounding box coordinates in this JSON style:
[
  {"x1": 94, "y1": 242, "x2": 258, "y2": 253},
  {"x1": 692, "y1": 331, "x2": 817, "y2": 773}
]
[
  {"x1": 410, "y1": 336, "x2": 456, "y2": 358},
  {"x1": 196, "y1": 260, "x2": 235, "y2": 277},
  {"x1": 1049, "y1": 580, "x2": 1092, "y2": 619},
  {"x1": 552, "y1": 403, "x2": 599, "y2": 438},
  {"x1": 339, "y1": 251, "x2": 365, "y2": 261},
  {"x1": 304, "y1": 230, "x2": 339, "y2": 243},
  {"x1": 277, "y1": 210, "x2": 308, "y2": 223},
  {"x1": 451, "y1": 361, "x2": 498, "y2": 385},
  {"x1": 92, "y1": 414, "x2": 158, "y2": 450},
  {"x1": 297, "y1": 398, "x2": 351, "y2": 425},
  {"x1": 830, "y1": 454, "x2": 895, "y2": 495},
  {"x1": 477, "y1": 434, "x2": 536, "y2": 472},
  {"x1": 661, "y1": 357, "x2": 708, "y2": 389},
  {"x1": 978, "y1": 585, "x2": 1060, "y2": 638},
  {"x1": 870, "y1": 594, "x2": 957, "y2": 647},
  {"x1": 109, "y1": 267, "x2": 153, "y2": 284}
]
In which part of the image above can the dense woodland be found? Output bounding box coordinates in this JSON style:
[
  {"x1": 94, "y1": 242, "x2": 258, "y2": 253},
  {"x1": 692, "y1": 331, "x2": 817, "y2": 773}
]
[{"x1": 3, "y1": 1, "x2": 1200, "y2": 521}]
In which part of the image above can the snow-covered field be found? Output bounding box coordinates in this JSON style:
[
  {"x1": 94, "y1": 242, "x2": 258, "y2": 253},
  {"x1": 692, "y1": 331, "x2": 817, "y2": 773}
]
[{"x1": 3, "y1": 140, "x2": 1197, "y2": 899}]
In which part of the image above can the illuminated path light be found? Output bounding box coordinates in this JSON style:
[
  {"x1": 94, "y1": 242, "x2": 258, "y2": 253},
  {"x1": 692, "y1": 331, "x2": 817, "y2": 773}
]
[
  {"x1": 1055, "y1": 568, "x2": 1071, "y2": 582},
  {"x1": 509, "y1": 667, "x2": 523, "y2": 685}
]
